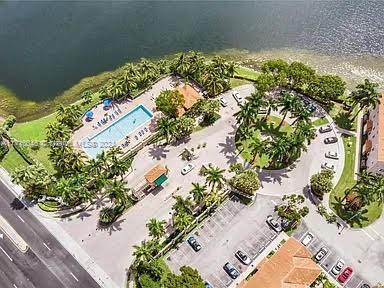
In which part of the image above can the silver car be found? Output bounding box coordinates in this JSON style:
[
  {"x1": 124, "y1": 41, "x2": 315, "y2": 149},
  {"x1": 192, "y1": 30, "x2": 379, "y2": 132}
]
[
  {"x1": 235, "y1": 250, "x2": 251, "y2": 265},
  {"x1": 181, "y1": 163, "x2": 195, "y2": 175},
  {"x1": 325, "y1": 151, "x2": 339, "y2": 160},
  {"x1": 321, "y1": 162, "x2": 335, "y2": 171},
  {"x1": 301, "y1": 232, "x2": 314, "y2": 246},
  {"x1": 331, "y1": 259, "x2": 345, "y2": 275}
]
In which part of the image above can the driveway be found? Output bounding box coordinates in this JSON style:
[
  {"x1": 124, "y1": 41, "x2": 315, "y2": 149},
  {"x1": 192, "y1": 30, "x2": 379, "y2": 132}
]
[
  {"x1": 296, "y1": 202, "x2": 384, "y2": 286},
  {"x1": 42, "y1": 83, "x2": 372, "y2": 287},
  {"x1": 166, "y1": 194, "x2": 282, "y2": 288}
]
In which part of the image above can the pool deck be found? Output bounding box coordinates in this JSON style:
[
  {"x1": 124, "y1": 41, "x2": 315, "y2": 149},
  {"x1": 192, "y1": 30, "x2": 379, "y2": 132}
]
[{"x1": 72, "y1": 76, "x2": 180, "y2": 157}]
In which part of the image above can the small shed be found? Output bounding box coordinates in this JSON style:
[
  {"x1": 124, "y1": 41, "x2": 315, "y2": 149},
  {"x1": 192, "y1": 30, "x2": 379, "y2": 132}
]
[{"x1": 144, "y1": 164, "x2": 168, "y2": 187}]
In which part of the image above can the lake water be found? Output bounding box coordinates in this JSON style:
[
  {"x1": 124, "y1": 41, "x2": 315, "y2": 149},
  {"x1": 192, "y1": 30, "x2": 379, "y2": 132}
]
[{"x1": 0, "y1": 1, "x2": 383, "y2": 101}]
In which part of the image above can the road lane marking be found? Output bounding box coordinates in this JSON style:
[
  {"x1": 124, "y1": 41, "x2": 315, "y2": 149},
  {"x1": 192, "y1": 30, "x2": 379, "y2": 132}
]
[
  {"x1": 0, "y1": 246, "x2": 13, "y2": 261},
  {"x1": 43, "y1": 242, "x2": 51, "y2": 251},
  {"x1": 13, "y1": 284, "x2": 18, "y2": 288},
  {"x1": 271, "y1": 200, "x2": 278, "y2": 205},
  {"x1": 360, "y1": 229, "x2": 375, "y2": 240},
  {"x1": 70, "y1": 272, "x2": 79, "y2": 282},
  {"x1": 16, "y1": 215, "x2": 25, "y2": 223},
  {"x1": 368, "y1": 227, "x2": 384, "y2": 239}
]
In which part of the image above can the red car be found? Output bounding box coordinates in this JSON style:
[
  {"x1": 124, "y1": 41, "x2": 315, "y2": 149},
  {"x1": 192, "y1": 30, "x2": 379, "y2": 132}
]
[{"x1": 338, "y1": 267, "x2": 353, "y2": 283}]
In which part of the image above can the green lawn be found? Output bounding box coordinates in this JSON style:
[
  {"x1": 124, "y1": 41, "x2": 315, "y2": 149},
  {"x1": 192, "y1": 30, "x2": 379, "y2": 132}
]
[
  {"x1": 234, "y1": 66, "x2": 260, "y2": 81},
  {"x1": 312, "y1": 117, "x2": 329, "y2": 127},
  {"x1": 329, "y1": 135, "x2": 383, "y2": 227},
  {"x1": 230, "y1": 78, "x2": 252, "y2": 87},
  {"x1": 0, "y1": 147, "x2": 28, "y2": 172},
  {"x1": 237, "y1": 116, "x2": 293, "y2": 168},
  {"x1": 2, "y1": 92, "x2": 102, "y2": 173}
]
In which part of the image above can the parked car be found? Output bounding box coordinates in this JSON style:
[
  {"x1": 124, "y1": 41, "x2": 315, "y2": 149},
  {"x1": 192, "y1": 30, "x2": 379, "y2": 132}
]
[
  {"x1": 331, "y1": 259, "x2": 345, "y2": 276},
  {"x1": 181, "y1": 163, "x2": 195, "y2": 175},
  {"x1": 325, "y1": 151, "x2": 339, "y2": 160},
  {"x1": 235, "y1": 250, "x2": 251, "y2": 265},
  {"x1": 338, "y1": 266, "x2": 353, "y2": 283},
  {"x1": 219, "y1": 96, "x2": 228, "y2": 107},
  {"x1": 321, "y1": 162, "x2": 335, "y2": 171},
  {"x1": 232, "y1": 91, "x2": 243, "y2": 104},
  {"x1": 266, "y1": 215, "x2": 282, "y2": 232},
  {"x1": 187, "y1": 236, "x2": 201, "y2": 252},
  {"x1": 314, "y1": 247, "x2": 329, "y2": 262},
  {"x1": 324, "y1": 137, "x2": 338, "y2": 144},
  {"x1": 204, "y1": 281, "x2": 214, "y2": 288},
  {"x1": 360, "y1": 284, "x2": 370, "y2": 288},
  {"x1": 319, "y1": 125, "x2": 332, "y2": 133},
  {"x1": 301, "y1": 232, "x2": 314, "y2": 246},
  {"x1": 223, "y1": 262, "x2": 240, "y2": 279},
  {"x1": 258, "y1": 108, "x2": 267, "y2": 115}
]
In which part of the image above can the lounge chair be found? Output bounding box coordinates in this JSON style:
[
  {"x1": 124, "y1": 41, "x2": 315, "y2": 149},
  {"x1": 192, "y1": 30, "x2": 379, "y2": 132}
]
[
  {"x1": 144, "y1": 127, "x2": 148, "y2": 132},
  {"x1": 135, "y1": 135, "x2": 138, "y2": 140}
]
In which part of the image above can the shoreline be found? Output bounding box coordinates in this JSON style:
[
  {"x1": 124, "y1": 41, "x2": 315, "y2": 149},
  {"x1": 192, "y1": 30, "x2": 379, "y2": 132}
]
[{"x1": 1, "y1": 48, "x2": 384, "y2": 122}]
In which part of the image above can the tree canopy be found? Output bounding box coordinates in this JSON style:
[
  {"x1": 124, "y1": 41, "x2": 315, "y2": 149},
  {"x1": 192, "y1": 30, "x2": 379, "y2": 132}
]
[
  {"x1": 229, "y1": 169, "x2": 260, "y2": 196},
  {"x1": 155, "y1": 89, "x2": 185, "y2": 118}
]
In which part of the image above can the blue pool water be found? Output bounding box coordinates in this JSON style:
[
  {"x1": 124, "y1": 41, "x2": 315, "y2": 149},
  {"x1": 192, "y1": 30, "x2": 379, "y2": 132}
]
[{"x1": 81, "y1": 104, "x2": 153, "y2": 158}]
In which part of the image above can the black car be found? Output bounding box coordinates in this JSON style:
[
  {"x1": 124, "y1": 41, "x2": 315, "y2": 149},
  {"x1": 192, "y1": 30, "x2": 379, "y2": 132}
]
[
  {"x1": 360, "y1": 284, "x2": 370, "y2": 288},
  {"x1": 204, "y1": 281, "x2": 214, "y2": 288},
  {"x1": 187, "y1": 236, "x2": 201, "y2": 252},
  {"x1": 223, "y1": 262, "x2": 240, "y2": 279},
  {"x1": 324, "y1": 137, "x2": 338, "y2": 144},
  {"x1": 319, "y1": 125, "x2": 332, "y2": 133}
]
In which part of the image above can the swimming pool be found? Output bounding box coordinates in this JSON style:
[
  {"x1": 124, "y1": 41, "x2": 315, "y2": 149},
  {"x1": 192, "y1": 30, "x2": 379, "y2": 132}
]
[{"x1": 81, "y1": 104, "x2": 153, "y2": 158}]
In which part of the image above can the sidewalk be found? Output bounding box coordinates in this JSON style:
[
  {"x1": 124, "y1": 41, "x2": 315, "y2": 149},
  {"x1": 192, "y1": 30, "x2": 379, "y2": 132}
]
[{"x1": 0, "y1": 168, "x2": 119, "y2": 288}]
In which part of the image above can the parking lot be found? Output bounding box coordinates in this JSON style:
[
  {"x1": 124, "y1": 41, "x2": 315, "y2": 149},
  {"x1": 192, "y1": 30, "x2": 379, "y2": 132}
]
[
  {"x1": 166, "y1": 194, "x2": 281, "y2": 288},
  {"x1": 293, "y1": 223, "x2": 372, "y2": 288}
]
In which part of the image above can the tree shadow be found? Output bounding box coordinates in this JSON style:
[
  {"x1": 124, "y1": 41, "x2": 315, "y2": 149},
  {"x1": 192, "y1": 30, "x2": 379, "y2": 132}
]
[
  {"x1": 148, "y1": 144, "x2": 170, "y2": 160},
  {"x1": 171, "y1": 136, "x2": 191, "y2": 147},
  {"x1": 97, "y1": 218, "x2": 126, "y2": 235},
  {"x1": 148, "y1": 115, "x2": 161, "y2": 132},
  {"x1": 93, "y1": 194, "x2": 109, "y2": 210},
  {"x1": 218, "y1": 136, "x2": 239, "y2": 164},
  {"x1": 76, "y1": 210, "x2": 93, "y2": 221},
  {"x1": 258, "y1": 169, "x2": 289, "y2": 185},
  {"x1": 302, "y1": 185, "x2": 321, "y2": 205},
  {"x1": 331, "y1": 196, "x2": 369, "y2": 228},
  {"x1": 10, "y1": 198, "x2": 26, "y2": 210}
]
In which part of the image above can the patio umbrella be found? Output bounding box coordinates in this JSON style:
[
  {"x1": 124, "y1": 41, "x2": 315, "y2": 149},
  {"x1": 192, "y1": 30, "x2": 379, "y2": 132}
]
[
  {"x1": 85, "y1": 111, "x2": 94, "y2": 120},
  {"x1": 103, "y1": 98, "x2": 113, "y2": 108}
]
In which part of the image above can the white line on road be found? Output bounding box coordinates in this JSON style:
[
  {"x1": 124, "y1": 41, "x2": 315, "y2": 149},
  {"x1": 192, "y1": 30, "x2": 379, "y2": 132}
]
[
  {"x1": 0, "y1": 246, "x2": 13, "y2": 262},
  {"x1": 70, "y1": 272, "x2": 79, "y2": 282},
  {"x1": 368, "y1": 227, "x2": 384, "y2": 239},
  {"x1": 271, "y1": 200, "x2": 278, "y2": 205},
  {"x1": 360, "y1": 229, "x2": 375, "y2": 241},
  {"x1": 16, "y1": 215, "x2": 25, "y2": 223},
  {"x1": 13, "y1": 284, "x2": 18, "y2": 288},
  {"x1": 43, "y1": 242, "x2": 51, "y2": 251}
]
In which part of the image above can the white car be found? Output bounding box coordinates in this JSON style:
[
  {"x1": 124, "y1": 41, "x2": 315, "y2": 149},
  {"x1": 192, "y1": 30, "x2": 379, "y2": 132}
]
[
  {"x1": 181, "y1": 163, "x2": 195, "y2": 175},
  {"x1": 301, "y1": 232, "x2": 314, "y2": 246},
  {"x1": 232, "y1": 91, "x2": 243, "y2": 104},
  {"x1": 219, "y1": 96, "x2": 228, "y2": 107},
  {"x1": 331, "y1": 259, "x2": 345, "y2": 276},
  {"x1": 325, "y1": 151, "x2": 339, "y2": 160},
  {"x1": 321, "y1": 162, "x2": 335, "y2": 171}
]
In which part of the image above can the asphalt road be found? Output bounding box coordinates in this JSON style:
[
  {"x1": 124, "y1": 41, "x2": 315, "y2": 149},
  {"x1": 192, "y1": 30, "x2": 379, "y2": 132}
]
[{"x1": 0, "y1": 180, "x2": 100, "y2": 288}]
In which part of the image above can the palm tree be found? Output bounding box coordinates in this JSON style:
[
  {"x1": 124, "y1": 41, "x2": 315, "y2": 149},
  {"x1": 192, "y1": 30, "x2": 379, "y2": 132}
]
[
  {"x1": 350, "y1": 79, "x2": 381, "y2": 118},
  {"x1": 247, "y1": 91, "x2": 266, "y2": 121},
  {"x1": 46, "y1": 122, "x2": 71, "y2": 142},
  {"x1": 278, "y1": 92, "x2": 299, "y2": 127},
  {"x1": 99, "y1": 207, "x2": 116, "y2": 225},
  {"x1": 268, "y1": 136, "x2": 292, "y2": 165},
  {"x1": 156, "y1": 116, "x2": 177, "y2": 144},
  {"x1": 294, "y1": 120, "x2": 316, "y2": 145},
  {"x1": 234, "y1": 103, "x2": 253, "y2": 128},
  {"x1": 263, "y1": 97, "x2": 278, "y2": 121},
  {"x1": 248, "y1": 135, "x2": 263, "y2": 163},
  {"x1": 204, "y1": 190, "x2": 221, "y2": 208},
  {"x1": 173, "y1": 212, "x2": 194, "y2": 232},
  {"x1": 205, "y1": 165, "x2": 226, "y2": 191},
  {"x1": 291, "y1": 103, "x2": 311, "y2": 125},
  {"x1": 190, "y1": 183, "x2": 207, "y2": 206},
  {"x1": 133, "y1": 240, "x2": 155, "y2": 264},
  {"x1": 172, "y1": 196, "x2": 193, "y2": 215},
  {"x1": 106, "y1": 180, "x2": 130, "y2": 208},
  {"x1": 146, "y1": 218, "x2": 167, "y2": 239}
]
